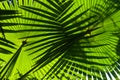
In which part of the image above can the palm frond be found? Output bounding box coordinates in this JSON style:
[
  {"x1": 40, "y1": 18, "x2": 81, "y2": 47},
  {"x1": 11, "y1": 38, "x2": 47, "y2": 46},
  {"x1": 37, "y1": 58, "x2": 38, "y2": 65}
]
[
  {"x1": 16, "y1": 0, "x2": 120, "y2": 79},
  {"x1": 0, "y1": 8, "x2": 19, "y2": 39},
  {"x1": 0, "y1": 0, "x2": 120, "y2": 80},
  {"x1": 0, "y1": 40, "x2": 26, "y2": 79}
]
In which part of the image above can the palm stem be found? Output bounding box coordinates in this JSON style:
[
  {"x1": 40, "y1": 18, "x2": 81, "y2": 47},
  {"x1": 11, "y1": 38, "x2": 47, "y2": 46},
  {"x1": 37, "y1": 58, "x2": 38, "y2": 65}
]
[{"x1": 0, "y1": 40, "x2": 27, "y2": 79}]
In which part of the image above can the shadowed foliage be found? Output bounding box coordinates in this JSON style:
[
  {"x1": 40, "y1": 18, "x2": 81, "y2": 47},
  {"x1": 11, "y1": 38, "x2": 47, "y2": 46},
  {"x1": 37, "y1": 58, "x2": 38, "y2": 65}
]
[{"x1": 0, "y1": 0, "x2": 120, "y2": 80}]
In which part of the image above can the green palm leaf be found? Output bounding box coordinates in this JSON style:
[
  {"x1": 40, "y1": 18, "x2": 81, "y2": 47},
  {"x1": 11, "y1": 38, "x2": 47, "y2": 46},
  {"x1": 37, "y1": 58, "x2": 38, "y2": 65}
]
[
  {"x1": 16, "y1": 0, "x2": 120, "y2": 79},
  {"x1": 0, "y1": 0, "x2": 120, "y2": 80}
]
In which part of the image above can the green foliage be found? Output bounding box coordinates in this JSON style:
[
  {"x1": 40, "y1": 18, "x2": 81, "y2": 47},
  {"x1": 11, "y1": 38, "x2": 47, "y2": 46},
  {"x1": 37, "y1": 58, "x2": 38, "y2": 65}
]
[{"x1": 0, "y1": 0, "x2": 120, "y2": 80}]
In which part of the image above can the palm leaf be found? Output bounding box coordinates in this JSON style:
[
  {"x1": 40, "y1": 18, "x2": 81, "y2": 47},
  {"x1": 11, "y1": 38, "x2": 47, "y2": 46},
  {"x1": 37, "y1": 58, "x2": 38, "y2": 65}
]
[
  {"x1": 0, "y1": 0, "x2": 120, "y2": 80},
  {"x1": 0, "y1": 9, "x2": 19, "y2": 39},
  {"x1": 17, "y1": 0, "x2": 120, "y2": 79},
  {"x1": 0, "y1": 40, "x2": 26, "y2": 79}
]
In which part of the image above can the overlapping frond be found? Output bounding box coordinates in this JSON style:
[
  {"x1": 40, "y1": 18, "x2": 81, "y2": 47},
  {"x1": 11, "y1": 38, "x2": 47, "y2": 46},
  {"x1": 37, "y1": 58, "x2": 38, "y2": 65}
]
[
  {"x1": 0, "y1": 0, "x2": 120, "y2": 80},
  {"x1": 15, "y1": 0, "x2": 120, "y2": 79}
]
